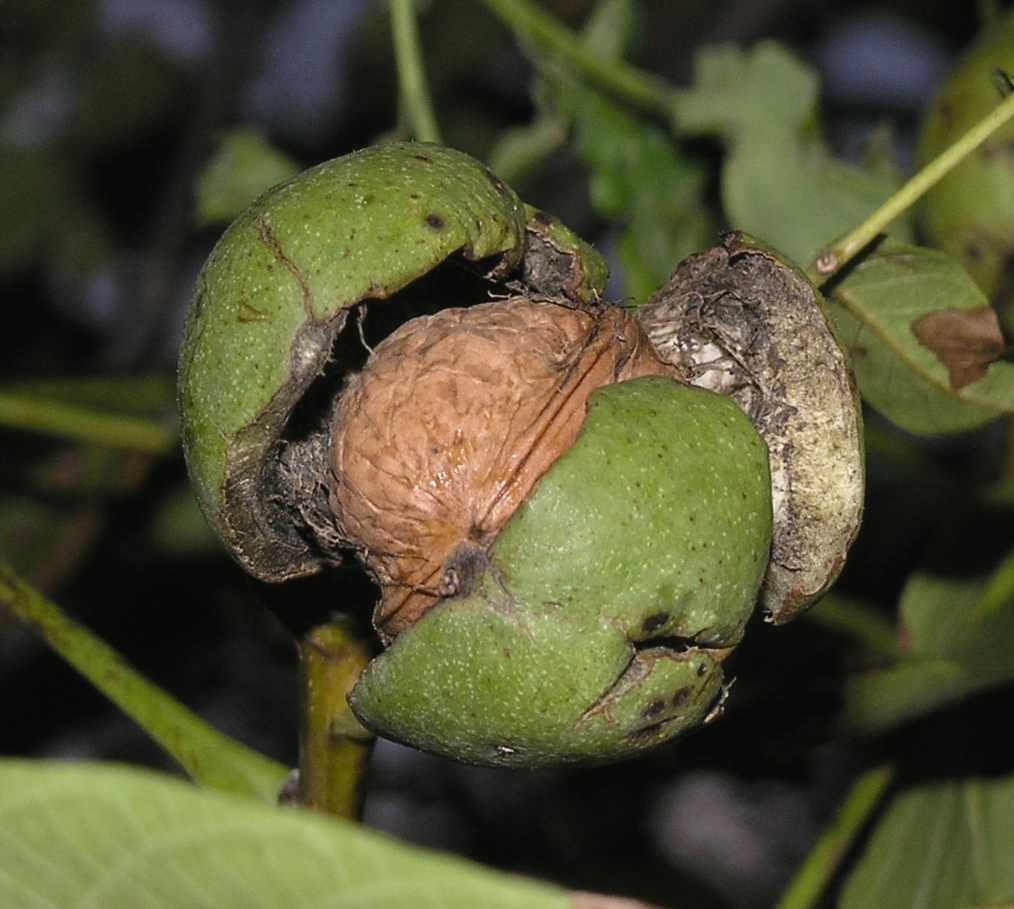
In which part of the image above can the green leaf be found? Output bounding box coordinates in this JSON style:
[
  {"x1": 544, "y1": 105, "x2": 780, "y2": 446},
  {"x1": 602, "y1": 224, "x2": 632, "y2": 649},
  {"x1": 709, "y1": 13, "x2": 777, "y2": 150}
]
[
  {"x1": 0, "y1": 760, "x2": 571, "y2": 909},
  {"x1": 917, "y1": 11, "x2": 1014, "y2": 308},
  {"x1": 721, "y1": 134, "x2": 902, "y2": 268},
  {"x1": 488, "y1": 0, "x2": 637, "y2": 185},
  {"x1": 842, "y1": 551, "x2": 1014, "y2": 734},
  {"x1": 571, "y1": 4, "x2": 711, "y2": 300},
  {"x1": 488, "y1": 108, "x2": 567, "y2": 185},
  {"x1": 0, "y1": 566, "x2": 289, "y2": 802},
  {"x1": 194, "y1": 129, "x2": 301, "y2": 227},
  {"x1": 568, "y1": 88, "x2": 713, "y2": 301},
  {"x1": 575, "y1": 0, "x2": 638, "y2": 59},
  {"x1": 673, "y1": 41, "x2": 818, "y2": 137},
  {"x1": 829, "y1": 243, "x2": 1014, "y2": 434},
  {"x1": 672, "y1": 43, "x2": 908, "y2": 266},
  {"x1": 491, "y1": 0, "x2": 711, "y2": 301},
  {"x1": 839, "y1": 774, "x2": 1014, "y2": 908}
]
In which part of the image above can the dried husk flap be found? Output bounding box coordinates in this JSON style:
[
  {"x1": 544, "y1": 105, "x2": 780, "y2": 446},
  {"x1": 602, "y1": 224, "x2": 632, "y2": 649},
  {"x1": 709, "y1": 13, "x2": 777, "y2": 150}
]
[{"x1": 638, "y1": 232, "x2": 864, "y2": 622}]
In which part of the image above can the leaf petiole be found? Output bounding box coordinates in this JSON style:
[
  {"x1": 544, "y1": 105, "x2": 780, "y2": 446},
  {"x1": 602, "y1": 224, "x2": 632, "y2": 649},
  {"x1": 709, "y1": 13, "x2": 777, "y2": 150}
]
[{"x1": 806, "y1": 86, "x2": 1014, "y2": 285}]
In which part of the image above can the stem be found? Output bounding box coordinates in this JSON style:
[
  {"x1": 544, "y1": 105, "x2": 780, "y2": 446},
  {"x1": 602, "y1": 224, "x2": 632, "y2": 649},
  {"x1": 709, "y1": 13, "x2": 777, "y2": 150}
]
[
  {"x1": 298, "y1": 621, "x2": 375, "y2": 819},
  {"x1": 774, "y1": 764, "x2": 896, "y2": 909},
  {"x1": 479, "y1": 0, "x2": 674, "y2": 117},
  {"x1": 806, "y1": 88, "x2": 1014, "y2": 284},
  {"x1": 390, "y1": 0, "x2": 442, "y2": 143},
  {"x1": 0, "y1": 392, "x2": 175, "y2": 453},
  {"x1": 0, "y1": 564, "x2": 288, "y2": 803}
]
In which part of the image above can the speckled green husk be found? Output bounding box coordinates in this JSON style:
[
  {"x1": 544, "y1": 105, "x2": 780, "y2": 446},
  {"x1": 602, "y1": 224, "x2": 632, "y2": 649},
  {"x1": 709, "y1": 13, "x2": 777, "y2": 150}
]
[
  {"x1": 350, "y1": 376, "x2": 772, "y2": 767},
  {"x1": 178, "y1": 142, "x2": 606, "y2": 583},
  {"x1": 919, "y1": 13, "x2": 1014, "y2": 323}
]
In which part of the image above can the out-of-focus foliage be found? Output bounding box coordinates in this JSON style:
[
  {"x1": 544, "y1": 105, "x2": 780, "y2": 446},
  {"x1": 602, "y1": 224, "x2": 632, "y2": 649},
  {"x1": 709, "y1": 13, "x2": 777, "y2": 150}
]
[
  {"x1": 672, "y1": 42, "x2": 911, "y2": 267},
  {"x1": 195, "y1": 129, "x2": 300, "y2": 226},
  {"x1": 843, "y1": 549, "x2": 1014, "y2": 733},
  {"x1": 841, "y1": 772, "x2": 1014, "y2": 908},
  {"x1": 2, "y1": 1, "x2": 1014, "y2": 908},
  {"x1": 0, "y1": 760, "x2": 572, "y2": 909}
]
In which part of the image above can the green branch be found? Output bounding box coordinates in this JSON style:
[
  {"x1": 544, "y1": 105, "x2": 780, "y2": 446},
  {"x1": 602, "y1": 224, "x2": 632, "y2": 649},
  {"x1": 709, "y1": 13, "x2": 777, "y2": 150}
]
[
  {"x1": 0, "y1": 564, "x2": 288, "y2": 803},
  {"x1": 775, "y1": 764, "x2": 896, "y2": 909},
  {"x1": 298, "y1": 621, "x2": 375, "y2": 819},
  {"x1": 390, "y1": 0, "x2": 442, "y2": 143},
  {"x1": 807, "y1": 87, "x2": 1014, "y2": 284},
  {"x1": 0, "y1": 392, "x2": 175, "y2": 453},
  {"x1": 479, "y1": 0, "x2": 674, "y2": 117}
]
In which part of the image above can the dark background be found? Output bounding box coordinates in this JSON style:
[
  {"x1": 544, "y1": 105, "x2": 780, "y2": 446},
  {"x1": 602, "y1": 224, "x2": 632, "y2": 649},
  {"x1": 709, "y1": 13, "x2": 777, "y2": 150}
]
[{"x1": 0, "y1": 2, "x2": 1002, "y2": 907}]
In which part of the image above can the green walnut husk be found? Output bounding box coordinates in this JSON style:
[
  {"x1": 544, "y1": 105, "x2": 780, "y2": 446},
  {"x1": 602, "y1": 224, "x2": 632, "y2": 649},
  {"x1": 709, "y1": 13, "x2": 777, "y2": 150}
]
[
  {"x1": 349, "y1": 376, "x2": 771, "y2": 767},
  {"x1": 178, "y1": 142, "x2": 606, "y2": 583},
  {"x1": 919, "y1": 12, "x2": 1014, "y2": 334}
]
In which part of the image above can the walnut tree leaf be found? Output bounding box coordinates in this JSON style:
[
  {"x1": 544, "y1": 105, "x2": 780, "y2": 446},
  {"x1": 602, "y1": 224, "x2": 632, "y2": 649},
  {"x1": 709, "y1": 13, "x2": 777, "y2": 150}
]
[
  {"x1": 840, "y1": 774, "x2": 1014, "y2": 909},
  {"x1": 842, "y1": 549, "x2": 1014, "y2": 734},
  {"x1": 829, "y1": 242, "x2": 1014, "y2": 434},
  {"x1": 671, "y1": 42, "x2": 910, "y2": 266},
  {"x1": 0, "y1": 760, "x2": 572, "y2": 909}
]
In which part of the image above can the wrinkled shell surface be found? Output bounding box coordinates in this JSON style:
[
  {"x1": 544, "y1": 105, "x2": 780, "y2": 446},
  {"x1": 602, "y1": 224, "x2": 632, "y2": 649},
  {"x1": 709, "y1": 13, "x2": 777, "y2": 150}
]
[{"x1": 329, "y1": 297, "x2": 680, "y2": 638}]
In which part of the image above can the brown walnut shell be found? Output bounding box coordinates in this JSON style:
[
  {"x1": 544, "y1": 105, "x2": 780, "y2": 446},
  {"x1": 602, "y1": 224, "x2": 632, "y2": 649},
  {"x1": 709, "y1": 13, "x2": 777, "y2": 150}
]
[{"x1": 328, "y1": 296, "x2": 680, "y2": 639}]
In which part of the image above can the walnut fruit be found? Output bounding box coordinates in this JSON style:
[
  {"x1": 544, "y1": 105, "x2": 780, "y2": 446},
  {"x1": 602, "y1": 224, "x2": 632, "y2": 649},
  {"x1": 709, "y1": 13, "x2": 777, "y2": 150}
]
[{"x1": 178, "y1": 142, "x2": 863, "y2": 767}]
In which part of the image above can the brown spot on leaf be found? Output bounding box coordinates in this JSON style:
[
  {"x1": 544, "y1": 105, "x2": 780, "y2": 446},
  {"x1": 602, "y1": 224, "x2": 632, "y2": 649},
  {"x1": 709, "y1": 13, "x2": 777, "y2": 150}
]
[
  {"x1": 911, "y1": 306, "x2": 1005, "y2": 389},
  {"x1": 425, "y1": 213, "x2": 445, "y2": 230}
]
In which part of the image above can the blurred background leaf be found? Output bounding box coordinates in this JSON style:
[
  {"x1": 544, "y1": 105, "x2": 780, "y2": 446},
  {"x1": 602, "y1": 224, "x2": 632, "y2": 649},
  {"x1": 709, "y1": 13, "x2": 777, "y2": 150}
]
[
  {"x1": 195, "y1": 128, "x2": 300, "y2": 226},
  {"x1": 840, "y1": 773, "x2": 1014, "y2": 908},
  {"x1": 842, "y1": 548, "x2": 1014, "y2": 734},
  {"x1": 673, "y1": 42, "x2": 911, "y2": 266},
  {"x1": 0, "y1": 760, "x2": 573, "y2": 909}
]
